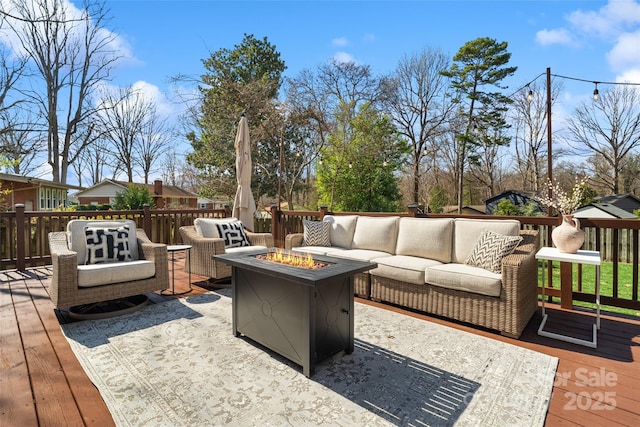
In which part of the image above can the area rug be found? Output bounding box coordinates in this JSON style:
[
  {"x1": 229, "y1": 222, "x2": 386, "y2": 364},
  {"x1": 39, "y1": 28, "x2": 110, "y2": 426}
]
[{"x1": 61, "y1": 290, "x2": 558, "y2": 426}]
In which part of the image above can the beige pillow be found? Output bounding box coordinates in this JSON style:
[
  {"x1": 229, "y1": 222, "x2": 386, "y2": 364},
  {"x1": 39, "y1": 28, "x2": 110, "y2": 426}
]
[{"x1": 323, "y1": 215, "x2": 359, "y2": 249}]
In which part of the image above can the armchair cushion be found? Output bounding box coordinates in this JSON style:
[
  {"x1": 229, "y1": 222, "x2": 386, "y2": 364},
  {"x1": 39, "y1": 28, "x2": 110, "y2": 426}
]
[
  {"x1": 84, "y1": 224, "x2": 134, "y2": 264},
  {"x1": 77, "y1": 260, "x2": 156, "y2": 287}
]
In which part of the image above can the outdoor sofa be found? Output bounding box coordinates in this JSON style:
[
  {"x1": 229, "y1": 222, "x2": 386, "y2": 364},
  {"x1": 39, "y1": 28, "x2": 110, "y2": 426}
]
[{"x1": 285, "y1": 215, "x2": 539, "y2": 338}]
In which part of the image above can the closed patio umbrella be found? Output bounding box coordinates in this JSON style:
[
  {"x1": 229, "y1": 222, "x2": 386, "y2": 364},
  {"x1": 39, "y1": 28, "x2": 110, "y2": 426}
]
[{"x1": 232, "y1": 114, "x2": 257, "y2": 231}]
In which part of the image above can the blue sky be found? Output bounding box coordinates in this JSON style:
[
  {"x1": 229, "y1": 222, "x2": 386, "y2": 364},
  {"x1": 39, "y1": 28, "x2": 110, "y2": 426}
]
[
  {"x1": 106, "y1": 0, "x2": 640, "y2": 94},
  {"x1": 3, "y1": 0, "x2": 640, "y2": 182},
  {"x1": 102, "y1": 0, "x2": 640, "y2": 147}
]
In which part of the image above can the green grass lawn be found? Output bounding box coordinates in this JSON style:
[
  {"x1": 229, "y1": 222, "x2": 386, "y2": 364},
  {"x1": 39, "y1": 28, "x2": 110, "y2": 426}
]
[{"x1": 537, "y1": 260, "x2": 640, "y2": 317}]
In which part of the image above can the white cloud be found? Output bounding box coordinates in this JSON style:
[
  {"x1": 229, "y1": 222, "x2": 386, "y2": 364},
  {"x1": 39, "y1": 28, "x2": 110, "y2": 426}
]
[
  {"x1": 535, "y1": 28, "x2": 575, "y2": 46},
  {"x1": 606, "y1": 29, "x2": 640, "y2": 72},
  {"x1": 131, "y1": 81, "x2": 175, "y2": 119},
  {"x1": 616, "y1": 68, "x2": 640, "y2": 84},
  {"x1": 332, "y1": 37, "x2": 348, "y2": 47},
  {"x1": 332, "y1": 51, "x2": 356, "y2": 64},
  {"x1": 568, "y1": 0, "x2": 640, "y2": 38},
  {"x1": 0, "y1": 0, "x2": 136, "y2": 67},
  {"x1": 362, "y1": 33, "x2": 376, "y2": 43}
]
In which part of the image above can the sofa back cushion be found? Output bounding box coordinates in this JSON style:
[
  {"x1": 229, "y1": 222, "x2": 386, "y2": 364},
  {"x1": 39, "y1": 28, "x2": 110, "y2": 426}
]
[
  {"x1": 194, "y1": 217, "x2": 239, "y2": 238},
  {"x1": 453, "y1": 218, "x2": 521, "y2": 263},
  {"x1": 352, "y1": 216, "x2": 400, "y2": 254},
  {"x1": 396, "y1": 218, "x2": 454, "y2": 263},
  {"x1": 67, "y1": 219, "x2": 139, "y2": 265},
  {"x1": 323, "y1": 215, "x2": 359, "y2": 249}
]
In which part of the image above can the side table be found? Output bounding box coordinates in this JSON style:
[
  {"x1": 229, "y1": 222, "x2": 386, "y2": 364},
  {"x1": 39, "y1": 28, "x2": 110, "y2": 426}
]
[
  {"x1": 535, "y1": 246, "x2": 601, "y2": 348},
  {"x1": 162, "y1": 244, "x2": 193, "y2": 296}
]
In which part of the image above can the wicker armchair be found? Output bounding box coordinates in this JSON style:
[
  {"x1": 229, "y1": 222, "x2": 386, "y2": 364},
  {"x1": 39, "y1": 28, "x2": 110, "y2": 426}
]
[
  {"x1": 48, "y1": 220, "x2": 169, "y2": 309},
  {"x1": 179, "y1": 224, "x2": 274, "y2": 281}
]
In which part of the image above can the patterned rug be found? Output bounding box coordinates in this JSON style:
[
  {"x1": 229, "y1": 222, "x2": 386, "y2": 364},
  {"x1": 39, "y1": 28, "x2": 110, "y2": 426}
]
[{"x1": 61, "y1": 290, "x2": 557, "y2": 426}]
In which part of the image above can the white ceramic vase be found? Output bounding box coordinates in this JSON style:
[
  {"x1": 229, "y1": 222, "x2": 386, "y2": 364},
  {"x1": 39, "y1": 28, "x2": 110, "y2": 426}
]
[{"x1": 551, "y1": 215, "x2": 585, "y2": 254}]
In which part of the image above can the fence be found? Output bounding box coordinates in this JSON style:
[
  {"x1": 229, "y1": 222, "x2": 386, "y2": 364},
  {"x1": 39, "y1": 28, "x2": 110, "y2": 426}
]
[{"x1": 2, "y1": 203, "x2": 638, "y2": 312}]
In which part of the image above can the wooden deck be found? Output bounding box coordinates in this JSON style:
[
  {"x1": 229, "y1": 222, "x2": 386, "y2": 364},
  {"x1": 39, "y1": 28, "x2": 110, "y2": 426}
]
[{"x1": 2, "y1": 256, "x2": 639, "y2": 426}]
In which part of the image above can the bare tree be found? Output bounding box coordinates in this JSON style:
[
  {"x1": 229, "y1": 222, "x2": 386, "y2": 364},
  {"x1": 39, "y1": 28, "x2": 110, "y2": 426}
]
[
  {"x1": 134, "y1": 107, "x2": 172, "y2": 184},
  {"x1": 381, "y1": 47, "x2": 453, "y2": 204},
  {"x1": 97, "y1": 86, "x2": 151, "y2": 182},
  {"x1": 0, "y1": 108, "x2": 42, "y2": 175},
  {"x1": 566, "y1": 85, "x2": 640, "y2": 193},
  {"x1": 2, "y1": 0, "x2": 122, "y2": 183},
  {"x1": 510, "y1": 79, "x2": 562, "y2": 192}
]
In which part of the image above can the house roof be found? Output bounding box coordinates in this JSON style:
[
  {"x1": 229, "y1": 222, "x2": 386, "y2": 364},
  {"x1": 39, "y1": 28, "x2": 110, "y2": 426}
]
[
  {"x1": 573, "y1": 203, "x2": 637, "y2": 219},
  {"x1": 0, "y1": 173, "x2": 80, "y2": 190},
  {"x1": 484, "y1": 189, "x2": 537, "y2": 204},
  {"x1": 73, "y1": 179, "x2": 197, "y2": 198},
  {"x1": 596, "y1": 194, "x2": 640, "y2": 205}
]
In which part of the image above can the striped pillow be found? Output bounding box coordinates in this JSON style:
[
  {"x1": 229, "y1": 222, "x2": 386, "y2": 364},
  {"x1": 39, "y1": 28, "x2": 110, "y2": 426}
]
[
  {"x1": 465, "y1": 230, "x2": 522, "y2": 274},
  {"x1": 303, "y1": 220, "x2": 331, "y2": 247}
]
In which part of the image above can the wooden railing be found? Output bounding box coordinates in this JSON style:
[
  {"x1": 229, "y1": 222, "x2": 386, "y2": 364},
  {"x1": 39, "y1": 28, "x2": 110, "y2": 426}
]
[
  {"x1": 2, "y1": 203, "x2": 638, "y2": 312},
  {"x1": 0, "y1": 204, "x2": 232, "y2": 270}
]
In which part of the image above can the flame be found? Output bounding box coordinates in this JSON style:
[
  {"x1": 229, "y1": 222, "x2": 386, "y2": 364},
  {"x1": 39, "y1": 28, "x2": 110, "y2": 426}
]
[{"x1": 260, "y1": 249, "x2": 325, "y2": 269}]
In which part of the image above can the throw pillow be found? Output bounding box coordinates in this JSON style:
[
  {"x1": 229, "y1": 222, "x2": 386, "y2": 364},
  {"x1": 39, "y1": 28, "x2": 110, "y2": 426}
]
[
  {"x1": 465, "y1": 230, "x2": 523, "y2": 274},
  {"x1": 303, "y1": 220, "x2": 331, "y2": 246},
  {"x1": 84, "y1": 225, "x2": 133, "y2": 264},
  {"x1": 215, "y1": 221, "x2": 250, "y2": 248}
]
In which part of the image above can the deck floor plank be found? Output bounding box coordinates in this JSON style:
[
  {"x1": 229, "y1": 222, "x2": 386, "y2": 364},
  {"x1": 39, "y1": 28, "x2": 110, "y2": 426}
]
[
  {"x1": 0, "y1": 276, "x2": 38, "y2": 426},
  {"x1": 1, "y1": 260, "x2": 639, "y2": 426}
]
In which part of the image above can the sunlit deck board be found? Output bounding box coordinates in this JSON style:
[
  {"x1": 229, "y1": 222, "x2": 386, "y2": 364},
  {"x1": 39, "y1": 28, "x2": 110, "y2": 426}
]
[{"x1": 1, "y1": 257, "x2": 638, "y2": 426}]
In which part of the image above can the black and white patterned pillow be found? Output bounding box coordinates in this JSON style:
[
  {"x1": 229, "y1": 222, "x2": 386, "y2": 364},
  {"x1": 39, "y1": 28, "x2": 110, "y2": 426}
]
[
  {"x1": 215, "y1": 222, "x2": 250, "y2": 248},
  {"x1": 303, "y1": 220, "x2": 331, "y2": 246},
  {"x1": 465, "y1": 230, "x2": 523, "y2": 274},
  {"x1": 84, "y1": 225, "x2": 133, "y2": 264}
]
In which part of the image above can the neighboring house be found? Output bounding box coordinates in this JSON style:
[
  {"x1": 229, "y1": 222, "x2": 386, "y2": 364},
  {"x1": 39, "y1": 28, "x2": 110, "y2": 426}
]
[
  {"x1": 0, "y1": 173, "x2": 79, "y2": 211},
  {"x1": 442, "y1": 205, "x2": 486, "y2": 215},
  {"x1": 197, "y1": 196, "x2": 229, "y2": 210},
  {"x1": 573, "y1": 203, "x2": 638, "y2": 219},
  {"x1": 72, "y1": 179, "x2": 198, "y2": 209},
  {"x1": 593, "y1": 194, "x2": 640, "y2": 215},
  {"x1": 485, "y1": 190, "x2": 543, "y2": 215}
]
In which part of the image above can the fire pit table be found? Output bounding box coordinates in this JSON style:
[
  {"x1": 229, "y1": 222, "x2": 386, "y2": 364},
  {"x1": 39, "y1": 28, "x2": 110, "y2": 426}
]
[{"x1": 215, "y1": 249, "x2": 376, "y2": 378}]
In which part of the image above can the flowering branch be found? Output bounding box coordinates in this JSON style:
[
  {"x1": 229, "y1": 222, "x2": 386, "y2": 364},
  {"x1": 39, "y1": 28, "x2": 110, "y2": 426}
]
[{"x1": 536, "y1": 177, "x2": 588, "y2": 215}]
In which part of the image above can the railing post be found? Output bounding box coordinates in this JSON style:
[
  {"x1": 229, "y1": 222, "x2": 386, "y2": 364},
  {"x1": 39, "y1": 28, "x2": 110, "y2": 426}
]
[
  {"x1": 15, "y1": 204, "x2": 25, "y2": 271},
  {"x1": 224, "y1": 205, "x2": 232, "y2": 218},
  {"x1": 319, "y1": 205, "x2": 328, "y2": 219},
  {"x1": 270, "y1": 204, "x2": 280, "y2": 247},
  {"x1": 407, "y1": 204, "x2": 418, "y2": 217},
  {"x1": 143, "y1": 204, "x2": 152, "y2": 239}
]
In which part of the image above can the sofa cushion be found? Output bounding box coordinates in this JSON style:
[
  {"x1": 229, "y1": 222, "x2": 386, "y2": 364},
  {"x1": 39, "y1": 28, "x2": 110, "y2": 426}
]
[
  {"x1": 215, "y1": 222, "x2": 250, "y2": 248},
  {"x1": 465, "y1": 230, "x2": 523, "y2": 274},
  {"x1": 77, "y1": 260, "x2": 155, "y2": 288},
  {"x1": 396, "y1": 218, "x2": 453, "y2": 263},
  {"x1": 370, "y1": 255, "x2": 443, "y2": 285},
  {"x1": 68, "y1": 219, "x2": 139, "y2": 265},
  {"x1": 327, "y1": 249, "x2": 391, "y2": 263},
  {"x1": 352, "y1": 216, "x2": 399, "y2": 254},
  {"x1": 426, "y1": 263, "x2": 502, "y2": 297},
  {"x1": 194, "y1": 217, "x2": 239, "y2": 238},
  {"x1": 84, "y1": 224, "x2": 134, "y2": 264},
  {"x1": 453, "y1": 219, "x2": 521, "y2": 263},
  {"x1": 323, "y1": 215, "x2": 359, "y2": 249},
  {"x1": 290, "y1": 246, "x2": 348, "y2": 256},
  {"x1": 302, "y1": 220, "x2": 331, "y2": 246}
]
